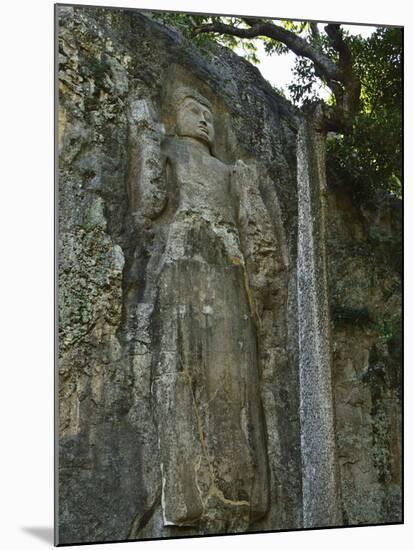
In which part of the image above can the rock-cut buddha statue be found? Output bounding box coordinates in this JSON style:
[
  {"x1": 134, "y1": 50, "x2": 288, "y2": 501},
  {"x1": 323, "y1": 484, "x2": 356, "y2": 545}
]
[{"x1": 128, "y1": 87, "x2": 277, "y2": 532}]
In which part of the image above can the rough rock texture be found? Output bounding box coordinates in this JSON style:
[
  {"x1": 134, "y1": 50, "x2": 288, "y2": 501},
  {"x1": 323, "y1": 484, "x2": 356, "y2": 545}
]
[
  {"x1": 297, "y1": 118, "x2": 342, "y2": 528},
  {"x1": 57, "y1": 5, "x2": 402, "y2": 545},
  {"x1": 327, "y1": 188, "x2": 402, "y2": 525}
]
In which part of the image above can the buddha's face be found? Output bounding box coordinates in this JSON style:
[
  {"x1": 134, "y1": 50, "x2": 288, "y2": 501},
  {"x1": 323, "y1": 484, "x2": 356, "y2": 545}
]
[{"x1": 176, "y1": 97, "x2": 215, "y2": 146}]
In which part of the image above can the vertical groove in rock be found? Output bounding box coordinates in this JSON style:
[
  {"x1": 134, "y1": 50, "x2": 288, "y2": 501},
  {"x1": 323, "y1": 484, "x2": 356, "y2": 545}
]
[{"x1": 296, "y1": 117, "x2": 341, "y2": 527}]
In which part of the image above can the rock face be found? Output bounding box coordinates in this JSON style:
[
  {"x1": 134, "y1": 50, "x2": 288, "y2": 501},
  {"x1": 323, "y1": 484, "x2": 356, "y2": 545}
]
[
  {"x1": 327, "y1": 188, "x2": 402, "y2": 525},
  {"x1": 56, "y1": 5, "x2": 402, "y2": 545}
]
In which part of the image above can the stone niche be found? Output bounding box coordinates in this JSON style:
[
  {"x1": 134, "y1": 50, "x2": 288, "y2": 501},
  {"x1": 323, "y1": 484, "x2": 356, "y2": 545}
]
[{"x1": 57, "y1": 4, "x2": 402, "y2": 545}]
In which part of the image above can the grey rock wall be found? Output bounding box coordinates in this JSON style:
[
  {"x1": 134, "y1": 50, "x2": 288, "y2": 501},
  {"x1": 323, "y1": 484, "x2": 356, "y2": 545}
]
[
  {"x1": 327, "y1": 188, "x2": 402, "y2": 525},
  {"x1": 57, "y1": 4, "x2": 402, "y2": 545}
]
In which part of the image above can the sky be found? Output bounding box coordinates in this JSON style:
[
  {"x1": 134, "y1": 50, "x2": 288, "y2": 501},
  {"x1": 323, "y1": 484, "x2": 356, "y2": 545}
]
[{"x1": 238, "y1": 24, "x2": 376, "y2": 100}]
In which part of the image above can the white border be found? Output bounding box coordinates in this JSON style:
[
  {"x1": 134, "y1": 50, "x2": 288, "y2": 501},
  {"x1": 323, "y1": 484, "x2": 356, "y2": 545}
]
[{"x1": 0, "y1": 1, "x2": 411, "y2": 549}]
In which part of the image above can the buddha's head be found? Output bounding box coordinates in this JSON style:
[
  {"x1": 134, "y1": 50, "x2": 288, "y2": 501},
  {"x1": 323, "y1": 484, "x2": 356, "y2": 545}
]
[{"x1": 174, "y1": 89, "x2": 215, "y2": 148}]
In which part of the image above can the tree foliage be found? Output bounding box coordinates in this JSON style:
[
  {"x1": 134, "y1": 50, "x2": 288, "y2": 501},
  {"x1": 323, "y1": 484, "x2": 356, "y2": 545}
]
[
  {"x1": 326, "y1": 28, "x2": 402, "y2": 198},
  {"x1": 279, "y1": 23, "x2": 402, "y2": 197}
]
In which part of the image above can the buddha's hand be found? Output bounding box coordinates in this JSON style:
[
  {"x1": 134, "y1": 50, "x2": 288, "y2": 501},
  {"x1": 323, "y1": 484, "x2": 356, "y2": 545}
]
[
  {"x1": 127, "y1": 98, "x2": 167, "y2": 220},
  {"x1": 128, "y1": 98, "x2": 165, "y2": 136},
  {"x1": 232, "y1": 160, "x2": 258, "y2": 192}
]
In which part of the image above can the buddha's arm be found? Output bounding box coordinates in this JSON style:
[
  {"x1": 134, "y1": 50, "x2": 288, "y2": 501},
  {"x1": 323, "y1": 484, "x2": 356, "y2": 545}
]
[
  {"x1": 232, "y1": 161, "x2": 277, "y2": 255},
  {"x1": 231, "y1": 161, "x2": 281, "y2": 317},
  {"x1": 127, "y1": 99, "x2": 167, "y2": 223}
]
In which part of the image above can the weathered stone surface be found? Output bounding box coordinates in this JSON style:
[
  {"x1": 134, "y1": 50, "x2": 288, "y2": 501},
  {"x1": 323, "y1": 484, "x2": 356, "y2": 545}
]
[
  {"x1": 297, "y1": 117, "x2": 342, "y2": 528},
  {"x1": 57, "y1": 4, "x2": 402, "y2": 545},
  {"x1": 326, "y1": 188, "x2": 402, "y2": 525}
]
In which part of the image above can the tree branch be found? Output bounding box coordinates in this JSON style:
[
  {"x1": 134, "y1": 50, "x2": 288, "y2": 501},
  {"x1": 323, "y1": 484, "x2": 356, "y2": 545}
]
[
  {"x1": 325, "y1": 24, "x2": 353, "y2": 79},
  {"x1": 193, "y1": 19, "x2": 342, "y2": 83},
  {"x1": 325, "y1": 24, "x2": 361, "y2": 118},
  {"x1": 241, "y1": 16, "x2": 267, "y2": 27},
  {"x1": 310, "y1": 22, "x2": 320, "y2": 40}
]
